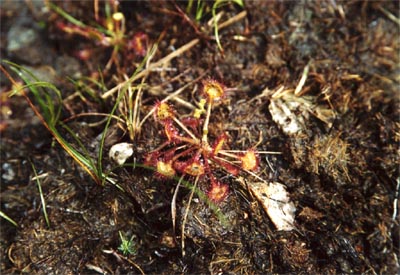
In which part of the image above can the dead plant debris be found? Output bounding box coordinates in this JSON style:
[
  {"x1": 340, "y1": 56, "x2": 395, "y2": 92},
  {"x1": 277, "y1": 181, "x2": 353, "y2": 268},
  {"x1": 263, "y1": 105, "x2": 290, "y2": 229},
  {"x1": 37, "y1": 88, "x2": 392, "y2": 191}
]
[{"x1": 1, "y1": 1, "x2": 399, "y2": 274}]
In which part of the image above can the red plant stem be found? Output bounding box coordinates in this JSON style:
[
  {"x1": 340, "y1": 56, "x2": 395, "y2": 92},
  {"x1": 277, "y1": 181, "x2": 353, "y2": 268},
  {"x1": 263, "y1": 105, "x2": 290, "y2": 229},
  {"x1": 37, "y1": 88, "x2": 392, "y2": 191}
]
[
  {"x1": 174, "y1": 135, "x2": 200, "y2": 145},
  {"x1": 171, "y1": 147, "x2": 198, "y2": 162},
  {"x1": 218, "y1": 150, "x2": 240, "y2": 159}
]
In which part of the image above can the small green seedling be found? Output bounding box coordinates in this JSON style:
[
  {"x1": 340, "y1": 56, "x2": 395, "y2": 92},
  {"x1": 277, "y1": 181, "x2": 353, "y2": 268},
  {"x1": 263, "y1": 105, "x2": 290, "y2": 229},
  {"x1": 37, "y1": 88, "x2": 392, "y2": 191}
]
[{"x1": 118, "y1": 231, "x2": 137, "y2": 256}]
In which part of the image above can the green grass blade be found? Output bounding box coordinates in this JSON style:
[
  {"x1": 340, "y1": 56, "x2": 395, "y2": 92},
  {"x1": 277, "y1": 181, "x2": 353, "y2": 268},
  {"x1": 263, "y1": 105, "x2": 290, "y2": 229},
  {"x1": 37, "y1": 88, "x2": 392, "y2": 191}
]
[
  {"x1": 212, "y1": 0, "x2": 244, "y2": 52},
  {"x1": 30, "y1": 161, "x2": 50, "y2": 228},
  {"x1": 48, "y1": 2, "x2": 114, "y2": 37},
  {"x1": 6, "y1": 61, "x2": 62, "y2": 126},
  {"x1": 59, "y1": 122, "x2": 98, "y2": 173},
  {"x1": 47, "y1": 2, "x2": 86, "y2": 28},
  {"x1": 195, "y1": 0, "x2": 206, "y2": 21},
  {"x1": 97, "y1": 44, "x2": 157, "y2": 180},
  {"x1": 0, "y1": 211, "x2": 18, "y2": 227},
  {"x1": 97, "y1": 87, "x2": 126, "y2": 181},
  {"x1": 4, "y1": 61, "x2": 102, "y2": 184}
]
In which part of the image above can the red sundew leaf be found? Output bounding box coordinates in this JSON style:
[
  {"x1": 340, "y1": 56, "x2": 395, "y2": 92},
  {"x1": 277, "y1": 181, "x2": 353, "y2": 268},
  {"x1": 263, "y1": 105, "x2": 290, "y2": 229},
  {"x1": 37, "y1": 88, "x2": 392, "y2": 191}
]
[
  {"x1": 156, "y1": 160, "x2": 176, "y2": 178},
  {"x1": 240, "y1": 149, "x2": 260, "y2": 171},
  {"x1": 212, "y1": 157, "x2": 240, "y2": 176},
  {"x1": 181, "y1": 117, "x2": 202, "y2": 133},
  {"x1": 164, "y1": 120, "x2": 180, "y2": 142},
  {"x1": 202, "y1": 79, "x2": 226, "y2": 103},
  {"x1": 173, "y1": 153, "x2": 205, "y2": 177},
  {"x1": 160, "y1": 147, "x2": 178, "y2": 162},
  {"x1": 74, "y1": 48, "x2": 93, "y2": 61},
  {"x1": 183, "y1": 160, "x2": 205, "y2": 176},
  {"x1": 154, "y1": 101, "x2": 175, "y2": 122},
  {"x1": 207, "y1": 181, "x2": 229, "y2": 203},
  {"x1": 173, "y1": 160, "x2": 185, "y2": 174},
  {"x1": 56, "y1": 21, "x2": 105, "y2": 44},
  {"x1": 211, "y1": 133, "x2": 227, "y2": 156},
  {"x1": 144, "y1": 151, "x2": 159, "y2": 166},
  {"x1": 127, "y1": 32, "x2": 148, "y2": 57}
]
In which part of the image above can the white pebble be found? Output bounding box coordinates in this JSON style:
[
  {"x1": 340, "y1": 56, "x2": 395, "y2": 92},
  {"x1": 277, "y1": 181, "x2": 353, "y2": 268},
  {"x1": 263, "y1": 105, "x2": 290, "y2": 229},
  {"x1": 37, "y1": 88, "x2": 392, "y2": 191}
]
[{"x1": 109, "y1": 143, "x2": 134, "y2": 165}]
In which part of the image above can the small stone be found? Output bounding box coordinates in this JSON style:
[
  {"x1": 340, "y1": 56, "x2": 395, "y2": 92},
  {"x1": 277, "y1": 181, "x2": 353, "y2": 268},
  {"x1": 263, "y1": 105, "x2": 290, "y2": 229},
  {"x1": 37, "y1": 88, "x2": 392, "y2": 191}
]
[
  {"x1": 7, "y1": 24, "x2": 43, "y2": 65},
  {"x1": 109, "y1": 143, "x2": 134, "y2": 165},
  {"x1": 2, "y1": 162, "x2": 15, "y2": 181}
]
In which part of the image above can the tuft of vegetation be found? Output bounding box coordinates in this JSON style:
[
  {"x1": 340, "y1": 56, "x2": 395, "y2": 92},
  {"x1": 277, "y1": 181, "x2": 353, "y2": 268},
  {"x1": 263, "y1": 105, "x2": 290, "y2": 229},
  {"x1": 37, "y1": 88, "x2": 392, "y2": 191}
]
[
  {"x1": 117, "y1": 231, "x2": 137, "y2": 256},
  {"x1": 2, "y1": 61, "x2": 106, "y2": 185}
]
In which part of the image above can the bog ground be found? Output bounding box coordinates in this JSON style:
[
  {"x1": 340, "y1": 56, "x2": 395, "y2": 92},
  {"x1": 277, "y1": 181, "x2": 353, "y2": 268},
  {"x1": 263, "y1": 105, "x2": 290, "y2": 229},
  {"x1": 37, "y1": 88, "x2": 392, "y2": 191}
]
[{"x1": 1, "y1": 1, "x2": 399, "y2": 274}]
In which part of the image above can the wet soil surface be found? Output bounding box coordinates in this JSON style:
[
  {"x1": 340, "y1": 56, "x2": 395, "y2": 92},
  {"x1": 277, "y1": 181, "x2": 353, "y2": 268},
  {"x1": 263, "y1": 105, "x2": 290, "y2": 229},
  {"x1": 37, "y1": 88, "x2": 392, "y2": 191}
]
[{"x1": 1, "y1": 1, "x2": 399, "y2": 274}]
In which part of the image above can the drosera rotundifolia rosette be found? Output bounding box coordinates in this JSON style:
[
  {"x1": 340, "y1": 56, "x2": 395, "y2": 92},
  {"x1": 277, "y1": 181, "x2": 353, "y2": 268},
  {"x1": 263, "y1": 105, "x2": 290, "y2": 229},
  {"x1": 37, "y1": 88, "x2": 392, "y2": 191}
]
[{"x1": 145, "y1": 79, "x2": 260, "y2": 203}]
